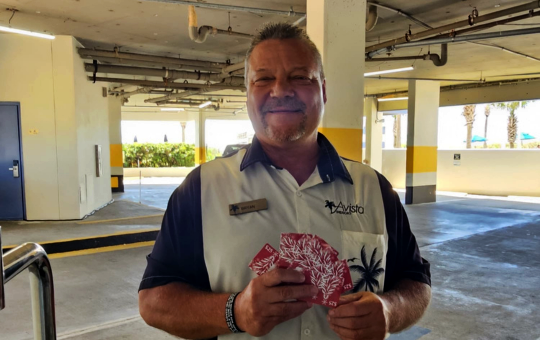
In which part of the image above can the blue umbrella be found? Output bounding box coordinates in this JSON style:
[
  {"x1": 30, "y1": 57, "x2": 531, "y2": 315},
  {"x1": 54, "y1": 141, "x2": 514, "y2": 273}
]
[
  {"x1": 520, "y1": 132, "x2": 535, "y2": 140},
  {"x1": 465, "y1": 135, "x2": 486, "y2": 143}
]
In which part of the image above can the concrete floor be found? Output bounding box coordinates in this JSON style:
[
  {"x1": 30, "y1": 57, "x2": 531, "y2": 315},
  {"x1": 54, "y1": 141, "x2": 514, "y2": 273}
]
[{"x1": 1, "y1": 181, "x2": 539, "y2": 340}]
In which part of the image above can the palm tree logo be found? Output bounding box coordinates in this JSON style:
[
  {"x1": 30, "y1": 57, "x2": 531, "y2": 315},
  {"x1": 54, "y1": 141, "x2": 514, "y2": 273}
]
[
  {"x1": 349, "y1": 246, "x2": 384, "y2": 293},
  {"x1": 324, "y1": 200, "x2": 336, "y2": 213},
  {"x1": 230, "y1": 204, "x2": 240, "y2": 214}
]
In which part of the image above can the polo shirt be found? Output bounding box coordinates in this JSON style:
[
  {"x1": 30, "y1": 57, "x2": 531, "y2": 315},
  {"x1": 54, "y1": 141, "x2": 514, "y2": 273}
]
[{"x1": 140, "y1": 133, "x2": 431, "y2": 340}]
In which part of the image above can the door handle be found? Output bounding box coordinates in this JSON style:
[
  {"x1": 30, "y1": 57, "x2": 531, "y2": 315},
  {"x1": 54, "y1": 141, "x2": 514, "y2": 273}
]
[{"x1": 9, "y1": 160, "x2": 19, "y2": 178}]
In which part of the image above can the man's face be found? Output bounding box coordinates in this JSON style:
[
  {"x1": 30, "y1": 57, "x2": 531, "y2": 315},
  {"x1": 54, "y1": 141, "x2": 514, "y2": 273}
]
[{"x1": 246, "y1": 39, "x2": 326, "y2": 145}]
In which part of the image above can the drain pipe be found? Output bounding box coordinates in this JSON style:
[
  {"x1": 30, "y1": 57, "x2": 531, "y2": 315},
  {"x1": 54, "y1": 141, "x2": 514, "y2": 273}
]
[
  {"x1": 188, "y1": 5, "x2": 217, "y2": 43},
  {"x1": 366, "y1": 5, "x2": 378, "y2": 32},
  {"x1": 188, "y1": 5, "x2": 252, "y2": 43},
  {"x1": 429, "y1": 43, "x2": 447, "y2": 66}
]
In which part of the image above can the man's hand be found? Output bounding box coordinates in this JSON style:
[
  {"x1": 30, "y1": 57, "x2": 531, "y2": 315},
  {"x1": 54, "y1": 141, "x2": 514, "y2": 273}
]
[
  {"x1": 326, "y1": 291, "x2": 389, "y2": 340},
  {"x1": 235, "y1": 268, "x2": 318, "y2": 337}
]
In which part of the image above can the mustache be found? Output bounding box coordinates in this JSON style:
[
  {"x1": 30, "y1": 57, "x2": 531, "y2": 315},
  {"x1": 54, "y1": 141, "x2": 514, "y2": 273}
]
[{"x1": 261, "y1": 98, "x2": 307, "y2": 113}]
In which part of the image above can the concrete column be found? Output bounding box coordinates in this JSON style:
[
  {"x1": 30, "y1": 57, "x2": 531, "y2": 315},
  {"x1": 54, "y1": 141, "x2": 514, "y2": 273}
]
[
  {"x1": 406, "y1": 80, "x2": 440, "y2": 204},
  {"x1": 193, "y1": 109, "x2": 206, "y2": 165},
  {"x1": 307, "y1": 0, "x2": 366, "y2": 162},
  {"x1": 181, "y1": 121, "x2": 186, "y2": 144},
  {"x1": 364, "y1": 97, "x2": 382, "y2": 172},
  {"x1": 108, "y1": 96, "x2": 124, "y2": 192}
]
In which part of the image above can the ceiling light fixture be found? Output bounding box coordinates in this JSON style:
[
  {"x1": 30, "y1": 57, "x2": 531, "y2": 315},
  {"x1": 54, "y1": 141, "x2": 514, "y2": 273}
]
[
  {"x1": 0, "y1": 25, "x2": 55, "y2": 40},
  {"x1": 377, "y1": 97, "x2": 409, "y2": 102},
  {"x1": 160, "y1": 108, "x2": 185, "y2": 111},
  {"x1": 199, "y1": 101, "x2": 212, "y2": 108},
  {"x1": 364, "y1": 66, "x2": 414, "y2": 77}
]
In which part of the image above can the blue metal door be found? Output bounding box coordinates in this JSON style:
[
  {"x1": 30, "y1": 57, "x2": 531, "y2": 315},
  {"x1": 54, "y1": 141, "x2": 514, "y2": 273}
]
[{"x1": 0, "y1": 104, "x2": 25, "y2": 220}]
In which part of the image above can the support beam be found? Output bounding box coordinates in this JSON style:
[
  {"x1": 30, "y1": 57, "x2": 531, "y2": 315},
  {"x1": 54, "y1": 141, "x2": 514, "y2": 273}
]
[
  {"x1": 109, "y1": 95, "x2": 124, "y2": 192},
  {"x1": 308, "y1": 0, "x2": 366, "y2": 162},
  {"x1": 364, "y1": 97, "x2": 383, "y2": 172},
  {"x1": 405, "y1": 80, "x2": 440, "y2": 204}
]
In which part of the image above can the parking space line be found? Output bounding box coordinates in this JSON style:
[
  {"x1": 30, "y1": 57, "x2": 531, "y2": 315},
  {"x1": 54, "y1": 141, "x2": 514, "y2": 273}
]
[
  {"x1": 49, "y1": 241, "x2": 155, "y2": 259},
  {"x1": 57, "y1": 315, "x2": 142, "y2": 339},
  {"x1": 77, "y1": 214, "x2": 163, "y2": 224}
]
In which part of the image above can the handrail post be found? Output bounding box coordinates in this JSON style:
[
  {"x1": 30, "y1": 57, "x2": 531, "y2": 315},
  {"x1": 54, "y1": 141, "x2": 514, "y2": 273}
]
[
  {"x1": 1, "y1": 226, "x2": 5, "y2": 310},
  {"x1": 1, "y1": 233, "x2": 57, "y2": 339}
]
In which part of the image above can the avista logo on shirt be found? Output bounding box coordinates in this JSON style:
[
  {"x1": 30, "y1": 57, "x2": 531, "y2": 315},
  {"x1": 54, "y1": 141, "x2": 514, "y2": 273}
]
[{"x1": 324, "y1": 200, "x2": 365, "y2": 215}]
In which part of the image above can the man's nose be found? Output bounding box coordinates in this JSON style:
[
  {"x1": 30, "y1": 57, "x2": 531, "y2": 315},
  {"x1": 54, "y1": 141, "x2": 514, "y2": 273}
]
[{"x1": 270, "y1": 77, "x2": 294, "y2": 98}]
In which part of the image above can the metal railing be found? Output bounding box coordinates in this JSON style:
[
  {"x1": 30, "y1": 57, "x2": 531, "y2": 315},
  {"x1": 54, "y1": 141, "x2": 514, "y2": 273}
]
[{"x1": 0, "y1": 226, "x2": 57, "y2": 339}]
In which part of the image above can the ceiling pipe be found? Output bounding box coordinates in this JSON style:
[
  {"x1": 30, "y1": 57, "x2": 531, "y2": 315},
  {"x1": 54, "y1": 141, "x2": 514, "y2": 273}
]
[
  {"x1": 421, "y1": 11, "x2": 540, "y2": 43},
  {"x1": 188, "y1": 5, "x2": 216, "y2": 43},
  {"x1": 89, "y1": 76, "x2": 246, "y2": 91},
  {"x1": 368, "y1": 1, "x2": 432, "y2": 29},
  {"x1": 366, "y1": 5, "x2": 378, "y2": 32},
  {"x1": 140, "y1": 0, "x2": 306, "y2": 17},
  {"x1": 122, "y1": 87, "x2": 152, "y2": 98},
  {"x1": 78, "y1": 48, "x2": 226, "y2": 69},
  {"x1": 188, "y1": 6, "x2": 252, "y2": 43},
  {"x1": 367, "y1": 43, "x2": 447, "y2": 66},
  {"x1": 365, "y1": 1, "x2": 540, "y2": 53},
  {"x1": 84, "y1": 63, "x2": 245, "y2": 85},
  {"x1": 81, "y1": 56, "x2": 223, "y2": 73},
  {"x1": 430, "y1": 43, "x2": 447, "y2": 66},
  {"x1": 145, "y1": 90, "x2": 204, "y2": 103},
  {"x1": 367, "y1": 27, "x2": 540, "y2": 58}
]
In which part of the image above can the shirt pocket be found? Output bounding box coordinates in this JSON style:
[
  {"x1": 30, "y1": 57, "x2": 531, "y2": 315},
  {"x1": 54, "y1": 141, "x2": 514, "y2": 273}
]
[{"x1": 341, "y1": 230, "x2": 387, "y2": 294}]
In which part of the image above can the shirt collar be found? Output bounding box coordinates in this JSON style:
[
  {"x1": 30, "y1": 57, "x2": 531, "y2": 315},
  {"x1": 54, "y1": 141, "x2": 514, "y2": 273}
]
[{"x1": 240, "y1": 133, "x2": 354, "y2": 185}]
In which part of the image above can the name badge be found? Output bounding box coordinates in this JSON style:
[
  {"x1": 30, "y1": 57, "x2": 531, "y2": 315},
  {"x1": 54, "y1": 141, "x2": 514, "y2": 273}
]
[{"x1": 229, "y1": 199, "x2": 268, "y2": 216}]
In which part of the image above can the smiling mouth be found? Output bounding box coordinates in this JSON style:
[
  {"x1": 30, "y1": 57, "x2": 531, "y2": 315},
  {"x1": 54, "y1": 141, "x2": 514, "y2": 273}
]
[{"x1": 267, "y1": 109, "x2": 303, "y2": 113}]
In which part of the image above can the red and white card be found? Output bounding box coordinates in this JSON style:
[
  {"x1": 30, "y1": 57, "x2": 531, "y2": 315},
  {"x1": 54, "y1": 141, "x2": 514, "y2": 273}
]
[
  {"x1": 248, "y1": 243, "x2": 280, "y2": 276},
  {"x1": 249, "y1": 233, "x2": 353, "y2": 307}
]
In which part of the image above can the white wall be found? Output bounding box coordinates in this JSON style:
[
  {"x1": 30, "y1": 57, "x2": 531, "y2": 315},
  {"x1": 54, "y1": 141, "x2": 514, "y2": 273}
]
[
  {"x1": 0, "y1": 34, "x2": 111, "y2": 220},
  {"x1": 382, "y1": 149, "x2": 540, "y2": 197},
  {"x1": 73, "y1": 39, "x2": 112, "y2": 217}
]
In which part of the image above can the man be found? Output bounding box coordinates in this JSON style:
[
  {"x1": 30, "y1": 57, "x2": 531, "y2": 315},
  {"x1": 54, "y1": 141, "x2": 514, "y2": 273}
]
[{"x1": 139, "y1": 22, "x2": 431, "y2": 340}]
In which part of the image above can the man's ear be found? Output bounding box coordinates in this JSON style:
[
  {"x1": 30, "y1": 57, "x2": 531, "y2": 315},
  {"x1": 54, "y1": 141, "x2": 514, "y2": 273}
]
[{"x1": 322, "y1": 79, "x2": 327, "y2": 104}]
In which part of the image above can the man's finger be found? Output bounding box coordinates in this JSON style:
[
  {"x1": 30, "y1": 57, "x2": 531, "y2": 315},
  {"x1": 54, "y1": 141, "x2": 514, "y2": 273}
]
[
  {"x1": 329, "y1": 322, "x2": 380, "y2": 340},
  {"x1": 267, "y1": 285, "x2": 318, "y2": 303},
  {"x1": 327, "y1": 314, "x2": 370, "y2": 330},
  {"x1": 261, "y1": 268, "x2": 306, "y2": 287},
  {"x1": 265, "y1": 301, "x2": 311, "y2": 317},
  {"x1": 338, "y1": 292, "x2": 363, "y2": 306},
  {"x1": 329, "y1": 300, "x2": 372, "y2": 318}
]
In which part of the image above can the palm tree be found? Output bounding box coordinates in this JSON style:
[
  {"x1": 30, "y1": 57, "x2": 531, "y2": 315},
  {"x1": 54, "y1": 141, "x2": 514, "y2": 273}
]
[
  {"x1": 393, "y1": 115, "x2": 401, "y2": 149},
  {"x1": 483, "y1": 105, "x2": 490, "y2": 149},
  {"x1": 462, "y1": 105, "x2": 476, "y2": 149},
  {"x1": 350, "y1": 246, "x2": 384, "y2": 293},
  {"x1": 492, "y1": 101, "x2": 528, "y2": 149}
]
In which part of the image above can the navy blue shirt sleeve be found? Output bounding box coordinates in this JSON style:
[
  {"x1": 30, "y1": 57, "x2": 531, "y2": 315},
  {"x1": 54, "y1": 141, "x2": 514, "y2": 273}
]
[
  {"x1": 139, "y1": 167, "x2": 211, "y2": 292},
  {"x1": 376, "y1": 172, "x2": 431, "y2": 290}
]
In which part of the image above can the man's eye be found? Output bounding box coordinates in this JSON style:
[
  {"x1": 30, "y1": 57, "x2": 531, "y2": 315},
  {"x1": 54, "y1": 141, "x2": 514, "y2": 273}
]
[
  {"x1": 292, "y1": 76, "x2": 310, "y2": 81},
  {"x1": 255, "y1": 77, "x2": 272, "y2": 82}
]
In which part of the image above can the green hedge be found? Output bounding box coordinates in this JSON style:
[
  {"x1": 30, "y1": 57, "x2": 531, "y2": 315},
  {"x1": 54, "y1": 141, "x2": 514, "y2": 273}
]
[
  {"x1": 122, "y1": 143, "x2": 224, "y2": 167},
  {"x1": 123, "y1": 143, "x2": 196, "y2": 167}
]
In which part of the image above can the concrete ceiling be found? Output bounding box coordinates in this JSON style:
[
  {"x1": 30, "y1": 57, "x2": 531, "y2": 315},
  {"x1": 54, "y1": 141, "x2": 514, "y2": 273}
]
[{"x1": 1, "y1": 0, "x2": 540, "y2": 96}]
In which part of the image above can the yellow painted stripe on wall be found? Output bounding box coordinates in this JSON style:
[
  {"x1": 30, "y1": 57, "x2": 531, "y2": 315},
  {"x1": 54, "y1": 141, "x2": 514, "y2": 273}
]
[
  {"x1": 110, "y1": 144, "x2": 123, "y2": 167},
  {"x1": 195, "y1": 147, "x2": 206, "y2": 164},
  {"x1": 111, "y1": 176, "x2": 119, "y2": 188},
  {"x1": 406, "y1": 146, "x2": 438, "y2": 173},
  {"x1": 318, "y1": 127, "x2": 363, "y2": 162}
]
